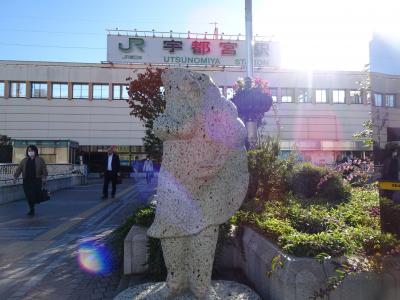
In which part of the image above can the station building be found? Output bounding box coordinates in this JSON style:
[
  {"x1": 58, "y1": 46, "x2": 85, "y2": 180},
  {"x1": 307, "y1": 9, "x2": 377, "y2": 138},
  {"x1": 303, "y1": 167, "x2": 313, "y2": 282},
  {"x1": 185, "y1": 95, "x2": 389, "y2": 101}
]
[{"x1": 0, "y1": 31, "x2": 399, "y2": 167}]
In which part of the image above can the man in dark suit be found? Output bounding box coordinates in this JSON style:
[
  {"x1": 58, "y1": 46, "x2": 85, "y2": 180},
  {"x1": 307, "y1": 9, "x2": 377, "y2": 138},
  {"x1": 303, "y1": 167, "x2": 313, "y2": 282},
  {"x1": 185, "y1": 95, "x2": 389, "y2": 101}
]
[{"x1": 102, "y1": 146, "x2": 120, "y2": 199}]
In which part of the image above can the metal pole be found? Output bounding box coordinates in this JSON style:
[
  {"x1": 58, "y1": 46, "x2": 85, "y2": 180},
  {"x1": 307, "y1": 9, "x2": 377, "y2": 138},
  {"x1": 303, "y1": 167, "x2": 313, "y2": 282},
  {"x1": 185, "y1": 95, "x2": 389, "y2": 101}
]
[{"x1": 245, "y1": 0, "x2": 254, "y2": 78}]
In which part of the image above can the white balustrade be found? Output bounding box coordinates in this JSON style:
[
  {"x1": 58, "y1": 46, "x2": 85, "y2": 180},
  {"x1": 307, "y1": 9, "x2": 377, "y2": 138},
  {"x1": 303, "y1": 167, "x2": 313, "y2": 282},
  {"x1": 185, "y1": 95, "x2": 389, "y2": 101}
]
[{"x1": 0, "y1": 163, "x2": 87, "y2": 185}]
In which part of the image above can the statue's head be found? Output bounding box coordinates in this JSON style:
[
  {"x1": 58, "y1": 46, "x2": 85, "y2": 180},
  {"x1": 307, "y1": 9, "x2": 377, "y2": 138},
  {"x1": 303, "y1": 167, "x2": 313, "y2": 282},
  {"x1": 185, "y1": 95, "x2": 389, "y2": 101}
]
[{"x1": 161, "y1": 69, "x2": 221, "y2": 114}]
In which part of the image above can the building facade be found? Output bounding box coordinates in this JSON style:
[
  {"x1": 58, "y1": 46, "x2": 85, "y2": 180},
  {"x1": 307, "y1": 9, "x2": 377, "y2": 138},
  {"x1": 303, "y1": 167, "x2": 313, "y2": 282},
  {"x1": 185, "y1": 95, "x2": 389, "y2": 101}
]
[{"x1": 1, "y1": 31, "x2": 398, "y2": 166}]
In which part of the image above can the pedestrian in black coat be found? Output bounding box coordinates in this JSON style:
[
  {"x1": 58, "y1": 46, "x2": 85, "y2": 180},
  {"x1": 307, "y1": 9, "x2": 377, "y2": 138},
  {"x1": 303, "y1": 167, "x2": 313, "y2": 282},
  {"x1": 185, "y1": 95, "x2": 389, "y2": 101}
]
[
  {"x1": 102, "y1": 146, "x2": 120, "y2": 199},
  {"x1": 13, "y1": 145, "x2": 48, "y2": 216}
]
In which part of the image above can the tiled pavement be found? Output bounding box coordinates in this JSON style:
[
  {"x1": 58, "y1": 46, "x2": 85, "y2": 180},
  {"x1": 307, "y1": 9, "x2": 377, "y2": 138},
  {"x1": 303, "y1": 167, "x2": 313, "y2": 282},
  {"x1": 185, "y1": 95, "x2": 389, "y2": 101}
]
[{"x1": 0, "y1": 176, "x2": 157, "y2": 300}]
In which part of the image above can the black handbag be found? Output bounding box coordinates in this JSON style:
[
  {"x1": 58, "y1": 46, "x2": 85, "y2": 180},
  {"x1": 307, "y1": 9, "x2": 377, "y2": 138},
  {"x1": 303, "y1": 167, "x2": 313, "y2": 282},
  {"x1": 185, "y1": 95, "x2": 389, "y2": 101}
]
[{"x1": 38, "y1": 188, "x2": 50, "y2": 203}]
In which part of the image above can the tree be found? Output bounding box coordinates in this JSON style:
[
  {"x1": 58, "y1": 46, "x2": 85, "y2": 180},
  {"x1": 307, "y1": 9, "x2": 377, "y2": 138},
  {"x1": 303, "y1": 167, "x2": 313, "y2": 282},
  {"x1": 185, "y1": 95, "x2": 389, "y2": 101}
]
[
  {"x1": 353, "y1": 119, "x2": 373, "y2": 148},
  {"x1": 353, "y1": 64, "x2": 389, "y2": 162},
  {"x1": 127, "y1": 68, "x2": 165, "y2": 161}
]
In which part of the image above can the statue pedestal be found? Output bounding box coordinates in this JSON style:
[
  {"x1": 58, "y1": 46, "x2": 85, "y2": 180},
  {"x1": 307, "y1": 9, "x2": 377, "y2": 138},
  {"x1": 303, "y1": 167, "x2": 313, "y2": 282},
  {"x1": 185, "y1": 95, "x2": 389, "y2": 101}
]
[{"x1": 114, "y1": 280, "x2": 260, "y2": 300}]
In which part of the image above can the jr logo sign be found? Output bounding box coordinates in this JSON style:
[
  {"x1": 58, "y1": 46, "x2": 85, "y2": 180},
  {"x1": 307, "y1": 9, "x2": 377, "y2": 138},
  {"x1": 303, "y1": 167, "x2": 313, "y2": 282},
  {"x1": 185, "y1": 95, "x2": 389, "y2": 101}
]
[{"x1": 118, "y1": 38, "x2": 145, "y2": 53}]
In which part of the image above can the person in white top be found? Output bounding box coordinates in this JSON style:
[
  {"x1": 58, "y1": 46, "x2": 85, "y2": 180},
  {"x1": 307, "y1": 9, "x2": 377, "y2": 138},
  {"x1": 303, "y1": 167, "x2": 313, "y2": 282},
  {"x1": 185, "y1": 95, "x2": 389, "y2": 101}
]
[{"x1": 143, "y1": 156, "x2": 154, "y2": 184}]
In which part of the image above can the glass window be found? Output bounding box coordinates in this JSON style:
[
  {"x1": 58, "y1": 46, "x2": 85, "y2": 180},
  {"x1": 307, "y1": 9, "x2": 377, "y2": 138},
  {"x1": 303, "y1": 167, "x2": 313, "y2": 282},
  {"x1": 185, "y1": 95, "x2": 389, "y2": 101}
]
[
  {"x1": 31, "y1": 82, "x2": 48, "y2": 98},
  {"x1": 226, "y1": 87, "x2": 234, "y2": 100},
  {"x1": 315, "y1": 89, "x2": 327, "y2": 103},
  {"x1": 72, "y1": 83, "x2": 89, "y2": 99},
  {"x1": 52, "y1": 83, "x2": 68, "y2": 99},
  {"x1": 386, "y1": 94, "x2": 396, "y2": 107},
  {"x1": 332, "y1": 89, "x2": 345, "y2": 103},
  {"x1": 374, "y1": 93, "x2": 382, "y2": 107},
  {"x1": 113, "y1": 84, "x2": 129, "y2": 100},
  {"x1": 93, "y1": 84, "x2": 109, "y2": 100},
  {"x1": 10, "y1": 82, "x2": 26, "y2": 98},
  {"x1": 350, "y1": 90, "x2": 362, "y2": 104},
  {"x1": 0, "y1": 82, "x2": 4, "y2": 97},
  {"x1": 298, "y1": 89, "x2": 310, "y2": 103},
  {"x1": 269, "y1": 88, "x2": 277, "y2": 102},
  {"x1": 281, "y1": 88, "x2": 294, "y2": 103}
]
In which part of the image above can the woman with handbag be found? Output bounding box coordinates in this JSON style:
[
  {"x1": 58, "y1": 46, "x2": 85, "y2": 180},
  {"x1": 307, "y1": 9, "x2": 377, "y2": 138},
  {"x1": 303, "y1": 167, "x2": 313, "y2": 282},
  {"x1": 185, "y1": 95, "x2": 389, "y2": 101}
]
[{"x1": 13, "y1": 145, "x2": 48, "y2": 216}]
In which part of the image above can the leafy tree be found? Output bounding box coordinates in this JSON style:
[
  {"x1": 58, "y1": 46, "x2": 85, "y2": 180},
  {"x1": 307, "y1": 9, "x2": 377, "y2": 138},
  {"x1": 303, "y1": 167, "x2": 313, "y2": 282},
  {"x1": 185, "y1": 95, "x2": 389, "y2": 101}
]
[
  {"x1": 353, "y1": 119, "x2": 373, "y2": 147},
  {"x1": 353, "y1": 64, "x2": 388, "y2": 161},
  {"x1": 127, "y1": 68, "x2": 165, "y2": 161}
]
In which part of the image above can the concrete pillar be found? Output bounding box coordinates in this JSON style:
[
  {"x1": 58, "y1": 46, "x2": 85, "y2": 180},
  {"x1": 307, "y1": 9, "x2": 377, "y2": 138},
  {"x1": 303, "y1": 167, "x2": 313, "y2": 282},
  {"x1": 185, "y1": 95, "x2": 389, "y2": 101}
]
[
  {"x1": 88, "y1": 83, "x2": 93, "y2": 100},
  {"x1": 47, "y1": 81, "x2": 52, "y2": 100},
  {"x1": 26, "y1": 81, "x2": 31, "y2": 99},
  {"x1": 68, "y1": 82, "x2": 72, "y2": 100},
  {"x1": 109, "y1": 83, "x2": 113, "y2": 101},
  {"x1": 4, "y1": 81, "x2": 9, "y2": 99}
]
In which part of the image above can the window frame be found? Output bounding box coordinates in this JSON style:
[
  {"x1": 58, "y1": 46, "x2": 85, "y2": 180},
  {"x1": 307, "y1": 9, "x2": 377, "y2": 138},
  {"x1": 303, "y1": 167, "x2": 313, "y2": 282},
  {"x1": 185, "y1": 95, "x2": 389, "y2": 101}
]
[
  {"x1": 52, "y1": 82, "x2": 69, "y2": 99},
  {"x1": 281, "y1": 88, "x2": 294, "y2": 103},
  {"x1": 72, "y1": 83, "x2": 89, "y2": 99},
  {"x1": 92, "y1": 83, "x2": 109, "y2": 100},
  {"x1": 10, "y1": 81, "x2": 27, "y2": 98},
  {"x1": 112, "y1": 84, "x2": 129, "y2": 100},
  {"x1": 349, "y1": 90, "x2": 362, "y2": 104},
  {"x1": 31, "y1": 82, "x2": 48, "y2": 98},
  {"x1": 315, "y1": 89, "x2": 327, "y2": 103},
  {"x1": 297, "y1": 88, "x2": 310, "y2": 103},
  {"x1": 226, "y1": 87, "x2": 234, "y2": 100},
  {"x1": 0, "y1": 81, "x2": 4, "y2": 97},
  {"x1": 332, "y1": 89, "x2": 346, "y2": 104},
  {"x1": 385, "y1": 94, "x2": 396, "y2": 108},
  {"x1": 373, "y1": 93, "x2": 383, "y2": 107},
  {"x1": 269, "y1": 88, "x2": 277, "y2": 103}
]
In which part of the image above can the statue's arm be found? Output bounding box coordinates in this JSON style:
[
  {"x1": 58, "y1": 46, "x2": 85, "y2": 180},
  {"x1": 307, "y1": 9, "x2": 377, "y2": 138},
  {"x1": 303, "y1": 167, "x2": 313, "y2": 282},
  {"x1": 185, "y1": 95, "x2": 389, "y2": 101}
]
[{"x1": 153, "y1": 113, "x2": 197, "y2": 140}]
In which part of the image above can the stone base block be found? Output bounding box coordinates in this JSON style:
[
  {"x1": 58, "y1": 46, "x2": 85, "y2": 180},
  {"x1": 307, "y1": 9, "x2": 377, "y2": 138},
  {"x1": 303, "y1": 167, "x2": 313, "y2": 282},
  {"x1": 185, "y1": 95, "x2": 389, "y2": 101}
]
[
  {"x1": 114, "y1": 280, "x2": 260, "y2": 300},
  {"x1": 123, "y1": 225, "x2": 148, "y2": 275}
]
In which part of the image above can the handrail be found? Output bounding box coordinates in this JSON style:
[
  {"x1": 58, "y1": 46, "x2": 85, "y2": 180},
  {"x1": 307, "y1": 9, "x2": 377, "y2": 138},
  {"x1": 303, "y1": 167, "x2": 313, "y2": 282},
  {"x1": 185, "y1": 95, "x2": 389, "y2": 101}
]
[
  {"x1": 0, "y1": 163, "x2": 87, "y2": 186},
  {"x1": 105, "y1": 29, "x2": 274, "y2": 41}
]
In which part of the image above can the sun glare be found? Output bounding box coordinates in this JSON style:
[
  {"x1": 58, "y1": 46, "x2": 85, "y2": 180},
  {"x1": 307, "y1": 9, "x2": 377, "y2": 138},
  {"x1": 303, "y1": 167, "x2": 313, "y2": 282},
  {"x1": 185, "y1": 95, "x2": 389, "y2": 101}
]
[{"x1": 254, "y1": 0, "x2": 398, "y2": 71}]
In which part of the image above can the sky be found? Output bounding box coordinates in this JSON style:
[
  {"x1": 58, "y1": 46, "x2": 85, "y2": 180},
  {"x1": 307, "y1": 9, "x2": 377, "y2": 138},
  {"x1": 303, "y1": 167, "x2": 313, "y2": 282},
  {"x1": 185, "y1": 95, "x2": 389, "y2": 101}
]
[{"x1": 0, "y1": 0, "x2": 398, "y2": 71}]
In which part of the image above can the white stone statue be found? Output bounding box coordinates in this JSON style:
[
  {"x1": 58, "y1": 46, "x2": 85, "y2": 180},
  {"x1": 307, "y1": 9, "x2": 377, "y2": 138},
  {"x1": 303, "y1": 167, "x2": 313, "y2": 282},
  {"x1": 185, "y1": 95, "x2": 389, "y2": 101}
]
[{"x1": 147, "y1": 68, "x2": 249, "y2": 299}]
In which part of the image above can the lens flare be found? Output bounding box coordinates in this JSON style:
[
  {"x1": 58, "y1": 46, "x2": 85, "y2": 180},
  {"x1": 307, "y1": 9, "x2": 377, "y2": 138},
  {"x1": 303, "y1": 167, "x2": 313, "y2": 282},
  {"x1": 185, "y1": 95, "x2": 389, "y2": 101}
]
[{"x1": 77, "y1": 241, "x2": 112, "y2": 274}]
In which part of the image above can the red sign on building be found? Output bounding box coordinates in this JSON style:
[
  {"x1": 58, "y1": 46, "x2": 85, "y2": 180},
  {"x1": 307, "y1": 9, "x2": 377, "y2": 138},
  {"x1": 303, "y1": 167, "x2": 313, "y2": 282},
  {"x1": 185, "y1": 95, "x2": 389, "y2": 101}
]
[
  {"x1": 191, "y1": 41, "x2": 211, "y2": 55},
  {"x1": 220, "y1": 42, "x2": 237, "y2": 56}
]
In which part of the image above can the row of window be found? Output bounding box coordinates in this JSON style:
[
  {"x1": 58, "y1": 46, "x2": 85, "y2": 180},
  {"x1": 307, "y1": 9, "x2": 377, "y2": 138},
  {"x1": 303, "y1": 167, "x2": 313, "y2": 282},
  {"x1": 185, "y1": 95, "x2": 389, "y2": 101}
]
[
  {"x1": 223, "y1": 87, "x2": 363, "y2": 104},
  {"x1": 0, "y1": 81, "x2": 129, "y2": 100},
  {"x1": 373, "y1": 93, "x2": 396, "y2": 107},
  {"x1": 224, "y1": 87, "x2": 397, "y2": 107},
  {"x1": 0, "y1": 81, "x2": 396, "y2": 107}
]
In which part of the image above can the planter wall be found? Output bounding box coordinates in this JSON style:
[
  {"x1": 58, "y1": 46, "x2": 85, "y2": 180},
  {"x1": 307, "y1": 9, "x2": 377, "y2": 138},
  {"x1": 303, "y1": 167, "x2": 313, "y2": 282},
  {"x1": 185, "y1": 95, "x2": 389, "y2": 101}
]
[{"x1": 219, "y1": 226, "x2": 400, "y2": 300}]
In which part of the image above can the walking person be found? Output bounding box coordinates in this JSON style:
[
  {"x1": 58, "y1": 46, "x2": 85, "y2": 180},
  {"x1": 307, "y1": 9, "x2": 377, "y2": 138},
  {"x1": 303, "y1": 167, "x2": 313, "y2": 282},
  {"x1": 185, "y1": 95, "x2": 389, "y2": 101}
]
[
  {"x1": 130, "y1": 155, "x2": 140, "y2": 178},
  {"x1": 13, "y1": 145, "x2": 48, "y2": 216},
  {"x1": 102, "y1": 146, "x2": 120, "y2": 199},
  {"x1": 143, "y1": 156, "x2": 154, "y2": 184}
]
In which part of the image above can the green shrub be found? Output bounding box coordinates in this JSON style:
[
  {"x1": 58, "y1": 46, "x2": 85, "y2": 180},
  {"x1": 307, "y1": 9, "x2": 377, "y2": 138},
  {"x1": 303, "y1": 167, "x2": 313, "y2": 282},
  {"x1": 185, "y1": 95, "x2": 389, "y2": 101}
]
[
  {"x1": 235, "y1": 186, "x2": 400, "y2": 258},
  {"x1": 289, "y1": 162, "x2": 325, "y2": 198},
  {"x1": 289, "y1": 163, "x2": 350, "y2": 204},
  {"x1": 317, "y1": 172, "x2": 351, "y2": 204},
  {"x1": 281, "y1": 231, "x2": 350, "y2": 257},
  {"x1": 245, "y1": 137, "x2": 295, "y2": 211}
]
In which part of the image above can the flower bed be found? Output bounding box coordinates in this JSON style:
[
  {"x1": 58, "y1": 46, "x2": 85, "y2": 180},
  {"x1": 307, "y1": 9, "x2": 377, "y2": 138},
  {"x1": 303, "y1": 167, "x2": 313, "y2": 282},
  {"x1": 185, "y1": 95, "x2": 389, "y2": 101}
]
[{"x1": 236, "y1": 187, "x2": 399, "y2": 259}]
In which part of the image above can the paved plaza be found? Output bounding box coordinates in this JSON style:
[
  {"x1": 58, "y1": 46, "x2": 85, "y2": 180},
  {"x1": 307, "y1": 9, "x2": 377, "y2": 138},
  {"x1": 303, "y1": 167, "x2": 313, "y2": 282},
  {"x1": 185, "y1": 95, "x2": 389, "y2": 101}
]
[{"x1": 0, "y1": 176, "x2": 157, "y2": 300}]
